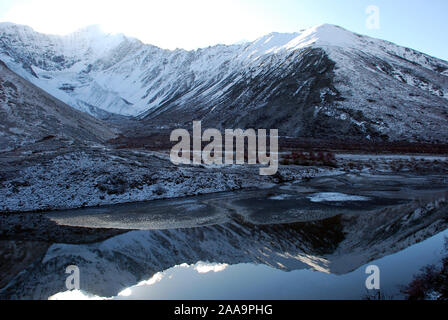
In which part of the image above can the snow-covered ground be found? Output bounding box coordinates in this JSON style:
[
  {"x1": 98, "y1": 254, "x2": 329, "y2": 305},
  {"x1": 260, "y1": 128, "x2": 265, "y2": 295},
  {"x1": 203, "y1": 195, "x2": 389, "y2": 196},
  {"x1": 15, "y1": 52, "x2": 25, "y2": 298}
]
[
  {"x1": 2, "y1": 134, "x2": 448, "y2": 214},
  {"x1": 0, "y1": 145, "x2": 332, "y2": 213}
]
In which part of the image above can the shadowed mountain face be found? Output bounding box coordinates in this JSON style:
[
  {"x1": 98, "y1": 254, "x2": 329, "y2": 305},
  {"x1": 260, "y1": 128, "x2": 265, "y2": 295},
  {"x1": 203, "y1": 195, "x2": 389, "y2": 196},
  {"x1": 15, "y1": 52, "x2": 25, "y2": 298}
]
[
  {"x1": 0, "y1": 60, "x2": 116, "y2": 151},
  {"x1": 1, "y1": 23, "x2": 447, "y2": 142}
]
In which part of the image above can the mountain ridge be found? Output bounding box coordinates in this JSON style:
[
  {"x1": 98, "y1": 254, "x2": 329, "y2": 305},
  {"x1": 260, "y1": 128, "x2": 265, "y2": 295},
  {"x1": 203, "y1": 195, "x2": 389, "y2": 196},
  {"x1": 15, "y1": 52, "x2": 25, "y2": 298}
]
[{"x1": 1, "y1": 22, "x2": 447, "y2": 142}]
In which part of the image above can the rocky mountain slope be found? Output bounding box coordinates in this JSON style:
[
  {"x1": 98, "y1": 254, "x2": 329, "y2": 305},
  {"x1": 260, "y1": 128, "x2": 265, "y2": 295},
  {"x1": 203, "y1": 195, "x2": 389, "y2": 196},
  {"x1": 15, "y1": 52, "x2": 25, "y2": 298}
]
[
  {"x1": 0, "y1": 59, "x2": 116, "y2": 151},
  {"x1": 1, "y1": 23, "x2": 448, "y2": 142}
]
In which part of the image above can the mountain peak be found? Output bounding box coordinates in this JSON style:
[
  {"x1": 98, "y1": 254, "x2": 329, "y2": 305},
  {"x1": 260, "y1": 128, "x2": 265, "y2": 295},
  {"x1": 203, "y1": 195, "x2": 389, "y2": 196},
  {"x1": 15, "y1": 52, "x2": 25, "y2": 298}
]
[
  {"x1": 295, "y1": 24, "x2": 356, "y2": 45},
  {"x1": 65, "y1": 25, "x2": 143, "y2": 49},
  {"x1": 71, "y1": 24, "x2": 105, "y2": 36},
  {"x1": 313, "y1": 23, "x2": 346, "y2": 31},
  {"x1": 245, "y1": 24, "x2": 357, "y2": 57}
]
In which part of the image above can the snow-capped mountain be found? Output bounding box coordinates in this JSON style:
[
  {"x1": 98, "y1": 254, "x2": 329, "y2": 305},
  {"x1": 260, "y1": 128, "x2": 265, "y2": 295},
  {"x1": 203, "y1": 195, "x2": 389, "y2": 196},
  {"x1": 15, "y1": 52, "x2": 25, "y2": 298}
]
[{"x1": 1, "y1": 22, "x2": 448, "y2": 142}]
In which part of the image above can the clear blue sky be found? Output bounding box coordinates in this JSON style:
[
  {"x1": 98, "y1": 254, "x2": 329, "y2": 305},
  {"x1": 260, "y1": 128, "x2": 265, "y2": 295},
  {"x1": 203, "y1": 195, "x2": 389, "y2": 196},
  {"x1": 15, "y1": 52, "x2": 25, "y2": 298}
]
[
  {"x1": 256, "y1": 0, "x2": 447, "y2": 61},
  {"x1": 0, "y1": 0, "x2": 447, "y2": 60}
]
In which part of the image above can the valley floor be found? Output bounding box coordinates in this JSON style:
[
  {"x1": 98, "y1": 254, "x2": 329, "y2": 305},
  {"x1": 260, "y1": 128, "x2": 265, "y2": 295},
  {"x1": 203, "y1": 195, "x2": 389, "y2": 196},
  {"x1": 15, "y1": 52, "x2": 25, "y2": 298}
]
[{"x1": 1, "y1": 136, "x2": 448, "y2": 214}]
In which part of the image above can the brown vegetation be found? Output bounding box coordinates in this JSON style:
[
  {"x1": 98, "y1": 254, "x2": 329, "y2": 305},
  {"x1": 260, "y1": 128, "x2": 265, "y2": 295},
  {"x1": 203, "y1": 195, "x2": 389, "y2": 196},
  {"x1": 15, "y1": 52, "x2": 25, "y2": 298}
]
[{"x1": 280, "y1": 151, "x2": 337, "y2": 167}]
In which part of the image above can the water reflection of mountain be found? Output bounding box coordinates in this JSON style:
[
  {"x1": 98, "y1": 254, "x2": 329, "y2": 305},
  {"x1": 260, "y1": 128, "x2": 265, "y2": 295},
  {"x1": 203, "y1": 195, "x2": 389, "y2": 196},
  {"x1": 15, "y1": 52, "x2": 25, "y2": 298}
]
[{"x1": 1, "y1": 174, "x2": 448, "y2": 299}]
